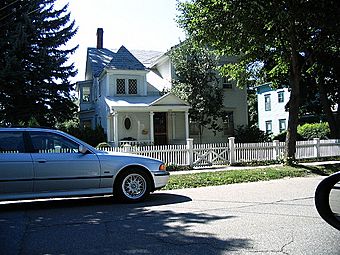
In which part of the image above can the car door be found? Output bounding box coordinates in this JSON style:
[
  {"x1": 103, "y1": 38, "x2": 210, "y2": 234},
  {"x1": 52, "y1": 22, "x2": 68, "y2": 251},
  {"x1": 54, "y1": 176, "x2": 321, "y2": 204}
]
[
  {"x1": 28, "y1": 131, "x2": 101, "y2": 192},
  {"x1": 0, "y1": 131, "x2": 33, "y2": 195}
]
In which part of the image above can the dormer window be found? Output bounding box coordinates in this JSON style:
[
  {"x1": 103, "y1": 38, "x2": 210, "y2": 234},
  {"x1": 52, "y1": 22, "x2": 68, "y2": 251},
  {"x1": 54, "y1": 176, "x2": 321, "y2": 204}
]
[
  {"x1": 116, "y1": 78, "x2": 138, "y2": 95},
  {"x1": 128, "y1": 79, "x2": 137, "y2": 94},
  {"x1": 117, "y1": 79, "x2": 126, "y2": 94}
]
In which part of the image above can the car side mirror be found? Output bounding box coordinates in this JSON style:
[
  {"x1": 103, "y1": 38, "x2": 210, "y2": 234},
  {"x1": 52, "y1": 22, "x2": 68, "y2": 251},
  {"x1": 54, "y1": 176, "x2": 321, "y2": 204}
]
[
  {"x1": 315, "y1": 171, "x2": 340, "y2": 231},
  {"x1": 78, "y1": 145, "x2": 88, "y2": 154}
]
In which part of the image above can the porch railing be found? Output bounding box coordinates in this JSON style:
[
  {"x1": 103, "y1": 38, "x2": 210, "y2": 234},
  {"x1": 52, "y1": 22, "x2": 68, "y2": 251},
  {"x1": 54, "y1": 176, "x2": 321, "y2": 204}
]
[{"x1": 119, "y1": 140, "x2": 153, "y2": 147}]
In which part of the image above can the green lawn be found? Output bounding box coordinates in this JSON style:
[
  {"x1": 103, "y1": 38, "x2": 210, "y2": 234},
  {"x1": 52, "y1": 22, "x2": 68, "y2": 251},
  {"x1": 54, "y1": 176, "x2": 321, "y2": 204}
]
[{"x1": 163, "y1": 163, "x2": 340, "y2": 190}]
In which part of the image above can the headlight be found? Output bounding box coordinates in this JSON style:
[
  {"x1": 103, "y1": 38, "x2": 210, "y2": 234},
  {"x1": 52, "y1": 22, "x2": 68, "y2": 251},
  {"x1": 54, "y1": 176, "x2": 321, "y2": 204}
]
[{"x1": 159, "y1": 164, "x2": 166, "y2": 171}]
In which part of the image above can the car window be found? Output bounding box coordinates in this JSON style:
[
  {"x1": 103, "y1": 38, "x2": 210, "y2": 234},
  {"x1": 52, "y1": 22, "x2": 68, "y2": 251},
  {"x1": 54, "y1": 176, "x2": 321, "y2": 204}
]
[
  {"x1": 29, "y1": 132, "x2": 79, "y2": 153},
  {"x1": 0, "y1": 131, "x2": 25, "y2": 153}
]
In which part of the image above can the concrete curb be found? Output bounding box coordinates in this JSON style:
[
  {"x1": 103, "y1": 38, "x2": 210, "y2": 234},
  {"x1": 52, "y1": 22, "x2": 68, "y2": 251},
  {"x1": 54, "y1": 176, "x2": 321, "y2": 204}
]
[{"x1": 169, "y1": 160, "x2": 340, "y2": 175}]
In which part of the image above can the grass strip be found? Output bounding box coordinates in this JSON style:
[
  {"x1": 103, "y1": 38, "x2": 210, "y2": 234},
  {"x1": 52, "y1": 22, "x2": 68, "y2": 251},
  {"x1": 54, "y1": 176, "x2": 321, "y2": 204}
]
[{"x1": 163, "y1": 163, "x2": 340, "y2": 190}]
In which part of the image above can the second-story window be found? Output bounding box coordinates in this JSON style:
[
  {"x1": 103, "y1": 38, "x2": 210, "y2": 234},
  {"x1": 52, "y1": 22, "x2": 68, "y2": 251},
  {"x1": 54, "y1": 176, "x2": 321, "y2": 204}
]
[
  {"x1": 82, "y1": 87, "x2": 91, "y2": 102},
  {"x1": 128, "y1": 79, "x2": 137, "y2": 94},
  {"x1": 116, "y1": 79, "x2": 126, "y2": 94},
  {"x1": 116, "y1": 78, "x2": 138, "y2": 95},
  {"x1": 278, "y1": 91, "x2": 284, "y2": 103},
  {"x1": 264, "y1": 94, "x2": 271, "y2": 111}
]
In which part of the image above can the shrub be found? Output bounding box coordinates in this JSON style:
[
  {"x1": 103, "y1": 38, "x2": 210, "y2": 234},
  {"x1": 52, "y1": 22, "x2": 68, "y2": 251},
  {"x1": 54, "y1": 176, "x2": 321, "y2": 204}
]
[
  {"x1": 297, "y1": 122, "x2": 330, "y2": 140},
  {"x1": 272, "y1": 131, "x2": 304, "y2": 142},
  {"x1": 96, "y1": 142, "x2": 112, "y2": 149},
  {"x1": 234, "y1": 125, "x2": 270, "y2": 143},
  {"x1": 58, "y1": 121, "x2": 107, "y2": 146}
]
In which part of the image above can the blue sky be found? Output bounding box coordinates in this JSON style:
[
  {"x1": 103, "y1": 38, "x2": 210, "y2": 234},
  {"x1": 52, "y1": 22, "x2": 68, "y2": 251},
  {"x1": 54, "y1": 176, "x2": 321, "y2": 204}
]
[{"x1": 56, "y1": 0, "x2": 186, "y2": 81}]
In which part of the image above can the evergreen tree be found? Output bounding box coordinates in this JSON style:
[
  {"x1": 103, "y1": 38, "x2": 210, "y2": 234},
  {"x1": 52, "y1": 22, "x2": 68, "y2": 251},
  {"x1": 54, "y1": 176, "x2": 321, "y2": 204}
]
[{"x1": 0, "y1": 0, "x2": 78, "y2": 127}]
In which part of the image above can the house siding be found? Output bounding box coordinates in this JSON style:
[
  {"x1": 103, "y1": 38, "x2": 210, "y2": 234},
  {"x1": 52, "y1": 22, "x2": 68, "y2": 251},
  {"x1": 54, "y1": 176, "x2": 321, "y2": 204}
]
[{"x1": 257, "y1": 85, "x2": 290, "y2": 135}]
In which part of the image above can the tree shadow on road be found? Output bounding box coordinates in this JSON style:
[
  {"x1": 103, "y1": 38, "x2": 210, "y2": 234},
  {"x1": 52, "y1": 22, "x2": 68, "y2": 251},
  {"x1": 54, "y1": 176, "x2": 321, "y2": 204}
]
[
  {"x1": 298, "y1": 163, "x2": 340, "y2": 176},
  {"x1": 0, "y1": 193, "x2": 250, "y2": 254}
]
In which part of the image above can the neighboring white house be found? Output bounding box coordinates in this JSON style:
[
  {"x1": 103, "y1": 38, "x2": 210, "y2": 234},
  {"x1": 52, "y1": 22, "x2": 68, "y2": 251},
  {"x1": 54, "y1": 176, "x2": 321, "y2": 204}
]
[
  {"x1": 256, "y1": 83, "x2": 290, "y2": 135},
  {"x1": 76, "y1": 28, "x2": 248, "y2": 145}
]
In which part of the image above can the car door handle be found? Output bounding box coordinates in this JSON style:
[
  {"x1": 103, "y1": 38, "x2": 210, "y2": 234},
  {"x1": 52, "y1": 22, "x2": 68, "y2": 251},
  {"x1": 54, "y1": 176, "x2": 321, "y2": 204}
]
[{"x1": 36, "y1": 159, "x2": 47, "y2": 163}]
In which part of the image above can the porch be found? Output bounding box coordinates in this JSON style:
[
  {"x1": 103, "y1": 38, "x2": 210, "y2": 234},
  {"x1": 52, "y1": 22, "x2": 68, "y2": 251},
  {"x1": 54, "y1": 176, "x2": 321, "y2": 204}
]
[{"x1": 105, "y1": 93, "x2": 191, "y2": 146}]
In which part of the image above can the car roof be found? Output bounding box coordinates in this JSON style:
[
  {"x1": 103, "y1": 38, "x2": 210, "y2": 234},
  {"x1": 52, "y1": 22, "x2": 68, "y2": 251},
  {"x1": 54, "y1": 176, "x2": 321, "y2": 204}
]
[{"x1": 0, "y1": 127, "x2": 57, "y2": 132}]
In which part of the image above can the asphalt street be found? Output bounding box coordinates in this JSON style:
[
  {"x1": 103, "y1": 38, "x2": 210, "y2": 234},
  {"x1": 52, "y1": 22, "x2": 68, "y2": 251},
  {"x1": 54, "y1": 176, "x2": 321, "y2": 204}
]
[{"x1": 0, "y1": 176, "x2": 339, "y2": 255}]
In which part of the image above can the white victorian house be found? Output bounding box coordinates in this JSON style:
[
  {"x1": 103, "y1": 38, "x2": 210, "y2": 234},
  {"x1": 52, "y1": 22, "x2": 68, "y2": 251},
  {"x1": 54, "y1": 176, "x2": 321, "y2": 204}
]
[{"x1": 76, "y1": 28, "x2": 248, "y2": 146}]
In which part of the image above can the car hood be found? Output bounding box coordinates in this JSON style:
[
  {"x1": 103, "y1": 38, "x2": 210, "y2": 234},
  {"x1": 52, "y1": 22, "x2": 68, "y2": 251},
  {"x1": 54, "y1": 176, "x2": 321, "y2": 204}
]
[{"x1": 94, "y1": 149, "x2": 163, "y2": 164}]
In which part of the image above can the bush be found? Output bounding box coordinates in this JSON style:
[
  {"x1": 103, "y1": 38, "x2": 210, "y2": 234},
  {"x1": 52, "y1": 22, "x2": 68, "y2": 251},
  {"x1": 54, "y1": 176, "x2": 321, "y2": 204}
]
[
  {"x1": 165, "y1": 163, "x2": 191, "y2": 171},
  {"x1": 272, "y1": 131, "x2": 304, "y2": 142},
  {"x1": 96, "y1": 142, "x2": 112, "y2": 149},
  {"x1": 58, "y1": 120, "x2": 107, "y2": 147},
  {"x1": 297, "y1": 122, "x2": 330, "y2": 140},
  {"x1": 234, "y1": 125, "x2": 270, "y2": 143}
]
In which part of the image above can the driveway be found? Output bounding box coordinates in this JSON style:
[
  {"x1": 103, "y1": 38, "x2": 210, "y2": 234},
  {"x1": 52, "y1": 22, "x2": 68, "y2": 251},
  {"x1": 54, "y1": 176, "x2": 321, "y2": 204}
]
[{"x1": 0, "y1": 176, "x2": 339, "y2": 255}]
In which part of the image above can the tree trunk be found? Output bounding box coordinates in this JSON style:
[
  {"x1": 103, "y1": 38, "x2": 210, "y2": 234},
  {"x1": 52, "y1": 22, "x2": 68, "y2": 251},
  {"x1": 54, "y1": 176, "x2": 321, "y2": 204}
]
[
  {"x1": 285, "y1": 50, "x2": 301, "y2": 164},
  {"x1": 317, "y1": 82, "x2": 340, "y2": 139}
]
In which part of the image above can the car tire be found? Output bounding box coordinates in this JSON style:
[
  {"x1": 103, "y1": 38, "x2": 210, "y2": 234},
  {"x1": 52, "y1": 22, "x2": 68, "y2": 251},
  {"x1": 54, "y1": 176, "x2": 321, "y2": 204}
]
[{"x1": 114, "y1": 169, "x2": 151, "y2": 203}]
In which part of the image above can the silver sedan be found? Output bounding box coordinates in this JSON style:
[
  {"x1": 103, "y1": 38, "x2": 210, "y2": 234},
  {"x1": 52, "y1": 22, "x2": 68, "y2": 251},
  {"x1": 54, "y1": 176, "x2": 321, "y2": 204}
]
[{"x1": 0, "y1": 128, "x2": 169, "y2": 202}]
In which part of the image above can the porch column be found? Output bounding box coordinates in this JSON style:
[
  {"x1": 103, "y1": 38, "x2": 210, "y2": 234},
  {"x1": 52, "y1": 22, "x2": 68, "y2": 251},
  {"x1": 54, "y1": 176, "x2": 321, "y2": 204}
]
[
  {"x1": 106, "y1": 115, "x2": 113, "y2": 142},
  {"x1": 113, "y1": 111, "x2": 119, "y2": 146},
  {"x1": 185, "y1": 110, "x2": 189, "y2": 140},
  {"x1": 171, "y1": 112, "x2": 176, "y2": 140},
  {"x1": 137, "y1": 121, "x2": 141, "y2": 141},
  {"x1": 149, "y1": 111, "x2": 154, "y2": 144}
]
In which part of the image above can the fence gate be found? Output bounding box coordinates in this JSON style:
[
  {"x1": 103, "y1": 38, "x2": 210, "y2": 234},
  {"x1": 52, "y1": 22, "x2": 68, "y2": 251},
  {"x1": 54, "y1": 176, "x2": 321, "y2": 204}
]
[{"x1": 192, "y1": 143, "x2": 229, "y2": 167}]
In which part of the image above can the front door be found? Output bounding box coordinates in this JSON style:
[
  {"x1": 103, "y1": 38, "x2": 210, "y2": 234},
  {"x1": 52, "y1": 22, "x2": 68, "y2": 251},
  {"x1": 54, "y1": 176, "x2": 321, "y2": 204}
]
[{"x1": 154, "y1": 112, "x2": 167, "y2": 145}]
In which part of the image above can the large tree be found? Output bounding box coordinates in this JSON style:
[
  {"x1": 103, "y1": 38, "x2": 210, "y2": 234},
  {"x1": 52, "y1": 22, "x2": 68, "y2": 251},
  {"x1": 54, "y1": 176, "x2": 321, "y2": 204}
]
[
  {"x1": 169, "y1": 40, "x2": 225, "y2": 142},
  {"x1": 177, "y1": 0, "x2": 340, "y2": 163},
  {"x1": 0, "y1": 0, "x2": 78, "y2": 127}
]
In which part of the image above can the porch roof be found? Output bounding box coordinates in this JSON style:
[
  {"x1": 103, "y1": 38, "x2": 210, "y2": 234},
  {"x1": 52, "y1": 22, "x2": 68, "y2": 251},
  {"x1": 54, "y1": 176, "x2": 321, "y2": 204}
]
[{"x1": 105, "y1": 93, "x2": 190, "y2": 112}]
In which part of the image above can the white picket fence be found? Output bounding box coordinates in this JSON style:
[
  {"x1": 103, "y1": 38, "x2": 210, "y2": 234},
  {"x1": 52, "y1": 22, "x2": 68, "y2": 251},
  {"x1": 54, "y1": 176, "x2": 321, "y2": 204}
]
[{"x1": 101, "y1": 138, "x2": 340, "y2": 167}]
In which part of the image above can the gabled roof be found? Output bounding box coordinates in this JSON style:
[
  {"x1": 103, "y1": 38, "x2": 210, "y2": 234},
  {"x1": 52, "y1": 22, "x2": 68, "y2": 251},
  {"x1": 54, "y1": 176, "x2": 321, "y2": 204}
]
[
  {"x1": 87, "y1": 48, "x2": 115, "y2": 77},
  {"x1": 87, "y1": 46, "x2": 149, "y2": 77},
  {"x1": 106, "y1": 46, "x2": 145, "y2": 70},
  {"x1": 128, "y1": 50, "x2": 164, "y2": 67}
]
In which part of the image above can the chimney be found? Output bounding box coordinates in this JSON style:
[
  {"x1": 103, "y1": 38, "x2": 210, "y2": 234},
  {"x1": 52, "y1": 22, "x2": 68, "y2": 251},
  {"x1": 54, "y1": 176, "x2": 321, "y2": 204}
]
[{"x1": 97, "y1": 28, "x2": 103, "y2": 49}]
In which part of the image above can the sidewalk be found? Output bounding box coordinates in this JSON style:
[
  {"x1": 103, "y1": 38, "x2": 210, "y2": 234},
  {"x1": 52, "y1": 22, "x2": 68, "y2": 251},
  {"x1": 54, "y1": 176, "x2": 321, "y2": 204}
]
[{"x1": 169, "y1": 160, "x2": 340, "y2": 175}]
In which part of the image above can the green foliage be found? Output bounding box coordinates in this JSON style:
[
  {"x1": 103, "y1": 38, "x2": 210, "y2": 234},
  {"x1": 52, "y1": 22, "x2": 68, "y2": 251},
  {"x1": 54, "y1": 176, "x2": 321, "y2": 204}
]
[
  {"x1": 272, "y1": 123, "x2": 330, "y2": 141},
  {"x1": 18, "y1": 116, "x2": 40, "y2": 127},
  {"x1": 164, "y1": 167, "x2": 305, "y2": 190},
  {"x1": 165, "y1": 163, "x2": 191, "y2": 171},
  {"x1": 163, "y1": 164, "x2": 340, "y2": 190},
  {"x1": 0, "y1": 0, "x2": 78, "y2": 127},
  {"x1": 234, "y1": 125, "x2": 270, "y2": 143},
  {"x1": 176, "y1": 0, "x2": 340, "y2": 157},
  {"x1": 247, "y1": 90, "x2": 258, "y2": 126},
  {"x1": 272, "y1": 131, "x2": 304, "y2": 142},
  {"x1": 59, "y1": 121, "x2": 106, "y2": 147},
  {"x1": 169, "y1": 39, "x2": 225, "y2": 140},
  {"x1": 297, "y1": 123, "x2": 330, "y2": 140},
  {"x1": 96, "y1": 142, "x2": 112, "y2": 150}
]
